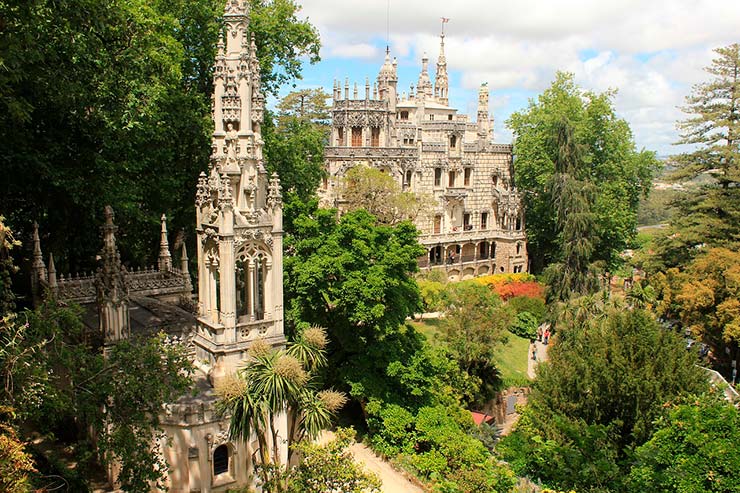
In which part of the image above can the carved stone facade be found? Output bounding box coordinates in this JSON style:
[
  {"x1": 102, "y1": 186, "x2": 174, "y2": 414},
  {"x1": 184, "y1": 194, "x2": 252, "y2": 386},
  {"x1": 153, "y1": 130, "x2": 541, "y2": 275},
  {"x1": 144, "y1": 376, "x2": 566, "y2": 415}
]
[
  {"x1": 31, "y1": 2, "x2": 284, "y2": 491},
  {"x1": 321, "y1": 33, "x2": 528, "y2": 280}
]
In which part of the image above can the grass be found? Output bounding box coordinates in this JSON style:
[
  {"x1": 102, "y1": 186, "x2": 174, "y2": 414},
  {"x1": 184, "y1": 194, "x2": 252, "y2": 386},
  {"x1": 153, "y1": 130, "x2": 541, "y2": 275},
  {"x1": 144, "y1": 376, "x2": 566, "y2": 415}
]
[
  {"x1": 494, "y1": 331, "x2": 532, "y2": 387},
  {"x1": 408, "y1": 317, "x2": 442, "y2": 342},
  {"x1": 410, "y1": 318, "x2": 532, "y2": 387}
]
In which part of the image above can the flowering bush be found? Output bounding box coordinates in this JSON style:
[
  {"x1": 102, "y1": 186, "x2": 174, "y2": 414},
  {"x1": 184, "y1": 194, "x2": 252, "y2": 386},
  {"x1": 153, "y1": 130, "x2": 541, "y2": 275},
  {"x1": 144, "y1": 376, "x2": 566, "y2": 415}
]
[{"x1": 473, "y1": 273, "x2": 544, "y2": 301}]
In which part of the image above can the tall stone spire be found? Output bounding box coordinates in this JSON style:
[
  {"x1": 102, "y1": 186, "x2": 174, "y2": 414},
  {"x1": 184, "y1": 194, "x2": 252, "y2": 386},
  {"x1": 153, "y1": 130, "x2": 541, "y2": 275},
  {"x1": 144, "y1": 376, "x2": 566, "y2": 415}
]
[
  {"x1": 195, "y1": 0, "x2": 286, "y2": 392},
  {"x1": 477, "y1": 82, "x2": 493, "y2": 143},
  {"x1": 159, "y1": 214, "x2": 172, "y2": 271},
  {"x1": 435, "y1": 32, "x2": 449, "y2": 105},
  {"x1": 377, "y1": 47, "x2": 398, "y2": 110},
  {"x1": 31, "y1": 222, "x2": 47, "y2": 304},
  {"x1": 417, "y1": 52, "x2": 433, "y2": 99},
  {"x1": 96, "y1": 206, "x2": 129, "y2": 345}
]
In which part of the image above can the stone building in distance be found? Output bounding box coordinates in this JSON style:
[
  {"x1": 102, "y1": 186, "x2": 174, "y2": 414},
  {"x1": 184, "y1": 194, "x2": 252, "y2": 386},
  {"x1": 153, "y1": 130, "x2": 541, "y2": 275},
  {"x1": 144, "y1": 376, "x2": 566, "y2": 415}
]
[{"x1": 321, "y1": 32, "x2": 528, "y2": 279}]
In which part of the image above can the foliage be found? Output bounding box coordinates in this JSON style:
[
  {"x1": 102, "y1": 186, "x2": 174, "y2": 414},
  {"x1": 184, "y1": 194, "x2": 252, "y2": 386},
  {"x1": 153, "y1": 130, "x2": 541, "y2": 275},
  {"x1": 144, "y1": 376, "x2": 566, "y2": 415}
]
[
  {"x1": 508, "y1": 72, "x2": 657, "y2": 273},
  {"x1": 509, "y1": 312, "x2": 539, "y2": 340},
  {"x1": 507, "y1": 296, "x2": 547, "y2": 324},
  {"x1": 287, "y1": 427, "x2": 381, "y2": 493},
  {"x1": 498, "y1": 302, "x2": 708, "y2": 492},
  {"x1": 542, "y1": 118, "x2": 602, "y2": 302},
  {"x1": 439, "y1": 282, "x2": 512, "y2": 402},
  {"x1": 418, "y1": 279, "x2": 446, "y2": 313},
  {"x1": 284, "y1": 204, "x2": 428, "y2": 404},
  {"x1": 673, "y1": 43, "x2": 740, "y2": 185},
  {"x1": 0, "y1": 299, "x2": 193, "y2": 492},
  {"x1": 0, "y1": 407, "x2": 35, "y2": 493},
  {"x1": 0, "y1": 216, "x2": 20, "y2": 314},
  {"x1": 366, "y1": 403, "x2": 516, "y2": 493},
  {"x1": 276, "y1": 88, "x2": 331, "y2": 124},
  {"x1": 650, "y1": 247, "x2": 740, "y2": 368},
  {"x1": 218, "y1": 326, "x2": 346, "y2": 491},
  {"x1": 341, "y1": 166, "x2": 434, "y2": 225},
  {"x1": 0, "y1": 0, "x2": 320, "y2": 273},
  {"x1": 628, "y1": 395, "x2": 740, "y2": 493},
  {"x1": 473, "y1": 273, "x2": 544, "y2": 301},
  {"x1": 263, "y1": 111, "x2": 327, "y2": 202}
]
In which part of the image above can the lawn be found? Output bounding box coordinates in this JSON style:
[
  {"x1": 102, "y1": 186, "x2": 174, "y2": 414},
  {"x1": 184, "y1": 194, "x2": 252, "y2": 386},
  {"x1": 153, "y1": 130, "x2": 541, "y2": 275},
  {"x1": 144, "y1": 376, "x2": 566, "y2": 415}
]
[
  {"x1": 409, "y1": 318, "x2": 531, "y2": 387},
  {"x1": 493, "y1": 331, "x2": 531, "y2": 387}
]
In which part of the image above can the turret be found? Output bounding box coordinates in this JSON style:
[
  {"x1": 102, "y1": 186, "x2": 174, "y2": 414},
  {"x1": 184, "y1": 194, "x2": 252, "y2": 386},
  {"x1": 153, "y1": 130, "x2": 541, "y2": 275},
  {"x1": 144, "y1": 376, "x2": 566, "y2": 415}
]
[
  {"x1": 435, "y1": 32, "x2": 449, "y2": 105},
  {"x1": 377, "y1": 47, "x2": 398, "y2": 112},
  {"x1": 477, "y1": 83, "x2": 493, "y2": 143},
  {"x1": 417, "y1": 52, "x2": 433, "y2": 100}
]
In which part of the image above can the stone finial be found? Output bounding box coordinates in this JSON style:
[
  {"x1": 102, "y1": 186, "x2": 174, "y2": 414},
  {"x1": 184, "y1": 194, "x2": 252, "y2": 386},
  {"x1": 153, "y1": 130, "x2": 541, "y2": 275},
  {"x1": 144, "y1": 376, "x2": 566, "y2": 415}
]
[
  {"x1": 181, "y1": 242, "x2": 189, "y2": 274},
  {"x1": 159, "y1": 214, "x2": 173, "y2": 272},
  {"x1": 48, "y1": 253, "x2": 57, "y2": 288},
  {"x1": 268, "y1": 172, "x2": 282, "y2": 208},
  {"x1": 196, "y1": 172, "x2": 209, "y2": 207},
  {"x1": 32, "y1": 222, "x2": 47, "y2": 279},
  {"x1": 344, "y1": 78, "x2": 349, "y2": 99},
  {"x1": 219, "y1": 173, "x2": 233, "y2": 210},
  {"x1": 365, "y1": 77, "x2": 370, "y2": 100},
  {"x1": 353, "y1": 82, "x2": 358, "y2": 99}
]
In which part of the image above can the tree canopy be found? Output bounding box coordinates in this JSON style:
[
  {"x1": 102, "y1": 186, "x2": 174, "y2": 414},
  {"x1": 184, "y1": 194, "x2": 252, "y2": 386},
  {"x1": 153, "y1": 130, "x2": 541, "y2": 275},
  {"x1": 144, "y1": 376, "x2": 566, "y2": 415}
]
[
  {"x1": 508, "y1": 72, "x2": 657, "y2": 273},
  {"x1": 498, "y1": 302, "x2": 708, "y2": 492},
  {"x1": 0, "y1": 0, "x2": 320, "y2": 276},
  {"x1": 341, "y1": 166, "x2": 434, "y2": 225}
]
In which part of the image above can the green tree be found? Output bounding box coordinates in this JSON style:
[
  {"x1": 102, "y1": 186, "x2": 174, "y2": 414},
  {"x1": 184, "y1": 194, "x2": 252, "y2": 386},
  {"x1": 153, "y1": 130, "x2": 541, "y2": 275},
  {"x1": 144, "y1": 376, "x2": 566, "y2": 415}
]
[
  {"x1": 263, "y1": 88, "x2": 331, "y2": 202},
  {"x1": 674, "y1": 43, "x2": 740, "y2": 185},
  {"x1": 542, "y1": 118, "x2": 601, "y2": 302},
  {"x1": 498, "y1": 302, "x2": 708, "y2": 492},
  {"x1": 1, "y1": 299, "x2": 193, "y2": 492},
  {"x1": 284, "y1": 204, "x2": 426, "y2": 401},
  {"x1": 440, "y1": 282, "x2": 512, "y2": 382},
  {"x1": 287, "y1": 427, "x2": 381, "y2": 493},
  {"x1": 276, "y1": 88, "x2": 331, "y2": 124},
  {"x1": 0, "y1": 0, "x2": 320, "y2": 274},
  {"x1": 628, "y1": 395, "x2": 740, "y2": 493},
  {"x1": 650, "y1": 44, "x2": 740, "y2": 269},
  {"x1": 509, "y1": 311, "x2": 538, "y2": 340},
  {"x1": 508, "y1": 72, "x2": 657, "y2": 272},
  {"x1": 341, "y1": 166, "x2": 434, "y2": 225}
]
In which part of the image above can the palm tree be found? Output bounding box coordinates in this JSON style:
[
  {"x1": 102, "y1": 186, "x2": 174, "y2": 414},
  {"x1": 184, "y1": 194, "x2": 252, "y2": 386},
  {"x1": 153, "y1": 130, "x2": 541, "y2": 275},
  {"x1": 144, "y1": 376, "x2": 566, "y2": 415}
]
[{"x1": 217, "y1": 326, "x2": 345, "y2": 492}]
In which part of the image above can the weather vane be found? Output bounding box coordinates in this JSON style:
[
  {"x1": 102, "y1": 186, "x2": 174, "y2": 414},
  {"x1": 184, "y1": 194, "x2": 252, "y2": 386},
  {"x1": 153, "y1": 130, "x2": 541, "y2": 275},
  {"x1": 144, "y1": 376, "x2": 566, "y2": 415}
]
[{"x1": 441, "y1": 17, "x2": 450, "y2": 35}]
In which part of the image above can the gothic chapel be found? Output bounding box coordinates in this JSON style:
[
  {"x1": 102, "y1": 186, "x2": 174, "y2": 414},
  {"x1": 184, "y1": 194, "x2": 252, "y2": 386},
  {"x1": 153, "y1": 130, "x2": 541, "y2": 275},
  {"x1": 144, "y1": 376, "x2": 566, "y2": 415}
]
[{"x1": 31, "y1": 1, "x2": 286, "y2": 491}]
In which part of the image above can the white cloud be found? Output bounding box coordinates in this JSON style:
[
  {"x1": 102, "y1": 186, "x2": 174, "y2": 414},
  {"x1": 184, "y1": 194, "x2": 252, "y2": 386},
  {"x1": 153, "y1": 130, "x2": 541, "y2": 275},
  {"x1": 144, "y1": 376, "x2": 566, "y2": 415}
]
[
  {"x1": 295, "y1": 0, "x2": 740, "y2": 154},
  {"x1": 329, "y1": 42, "x2": 380, "y2": 59}
]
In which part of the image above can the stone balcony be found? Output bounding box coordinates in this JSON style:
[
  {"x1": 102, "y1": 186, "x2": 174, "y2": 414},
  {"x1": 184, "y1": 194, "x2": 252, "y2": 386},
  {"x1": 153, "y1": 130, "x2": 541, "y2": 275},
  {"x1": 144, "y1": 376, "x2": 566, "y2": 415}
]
[
  {"x1": 324, "y1": 146, "x2": 417, "y2": 159},
  {"x1": 419, "y1": 228, "x2": 526, "y2": 246}
]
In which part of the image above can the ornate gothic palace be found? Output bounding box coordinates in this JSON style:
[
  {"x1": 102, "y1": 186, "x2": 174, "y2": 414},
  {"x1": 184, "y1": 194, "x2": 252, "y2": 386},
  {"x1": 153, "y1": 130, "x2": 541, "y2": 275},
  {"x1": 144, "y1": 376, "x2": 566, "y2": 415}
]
[{"x1": 321, "y1": 33, "x2": 528, "y2": 279}]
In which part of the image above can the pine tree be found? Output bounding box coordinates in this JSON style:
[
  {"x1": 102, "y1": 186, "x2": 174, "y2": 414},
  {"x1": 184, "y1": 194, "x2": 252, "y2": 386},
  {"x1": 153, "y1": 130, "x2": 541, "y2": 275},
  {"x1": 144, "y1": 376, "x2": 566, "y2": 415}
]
[
  {"x1": 543, "y1": 119, "x2": 601, "y2": 302},
  {"x1": 652, "y1": 44, "x2": 740, "y2": 269},
  {"x1": 675, "y1": 43, "x2": 740, "y2": 185}
]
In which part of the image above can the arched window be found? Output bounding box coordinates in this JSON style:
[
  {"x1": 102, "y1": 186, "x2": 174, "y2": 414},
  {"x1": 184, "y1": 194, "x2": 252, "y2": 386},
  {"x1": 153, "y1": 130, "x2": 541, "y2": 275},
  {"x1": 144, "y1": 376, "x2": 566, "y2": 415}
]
[
  {"x1": 450, "y1": 135, "x2": 457, "y2": 149},
  {"x1": 213, "y1": 445, "x2": 229, "y2": 476},
  {"x1": 516, "y1": 243, "x2": 522, "y2": 255}
]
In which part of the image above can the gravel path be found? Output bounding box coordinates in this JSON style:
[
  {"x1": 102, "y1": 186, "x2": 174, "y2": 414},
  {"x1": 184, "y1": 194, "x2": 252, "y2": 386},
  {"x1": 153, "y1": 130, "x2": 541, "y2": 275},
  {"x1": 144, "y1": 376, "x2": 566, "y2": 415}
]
[
  {"x1": 320, "y1": 431, "x2": 425, "y2": 493},
  {"x1": 528, "y1": 339, "x2": 550, "y2": 379}
]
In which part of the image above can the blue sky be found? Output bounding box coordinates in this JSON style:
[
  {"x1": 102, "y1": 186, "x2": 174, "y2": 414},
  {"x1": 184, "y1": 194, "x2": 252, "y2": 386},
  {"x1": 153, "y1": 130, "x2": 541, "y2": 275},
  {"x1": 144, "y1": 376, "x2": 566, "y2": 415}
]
[{"x1": 276, "y1": 0, "x2": 740, "y2": 157}]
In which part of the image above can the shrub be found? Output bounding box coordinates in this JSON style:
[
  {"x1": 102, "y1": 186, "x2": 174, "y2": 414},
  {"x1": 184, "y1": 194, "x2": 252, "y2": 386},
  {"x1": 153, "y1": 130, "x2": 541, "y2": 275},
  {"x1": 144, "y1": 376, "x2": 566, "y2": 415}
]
[{"x1": 509, "y1": 312, "x2": 539, "y2": 340}]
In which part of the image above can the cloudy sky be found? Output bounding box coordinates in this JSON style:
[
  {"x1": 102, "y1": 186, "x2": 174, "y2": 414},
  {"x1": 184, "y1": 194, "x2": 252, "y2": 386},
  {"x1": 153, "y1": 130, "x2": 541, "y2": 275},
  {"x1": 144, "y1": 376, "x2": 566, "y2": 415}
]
[{"x1": 281, "y1": 0, "x2": 740, "y2": 156}]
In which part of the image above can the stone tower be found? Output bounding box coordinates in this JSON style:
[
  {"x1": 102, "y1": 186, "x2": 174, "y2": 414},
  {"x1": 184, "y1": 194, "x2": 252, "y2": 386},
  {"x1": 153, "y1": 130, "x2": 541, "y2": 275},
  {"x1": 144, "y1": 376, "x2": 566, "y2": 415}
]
[
  {"x1": 434, "y1": 33, "x2": 449, "y2": 105},
  {"x1": 194, "y1": 0, "x2": 285, "y2": 388}
]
